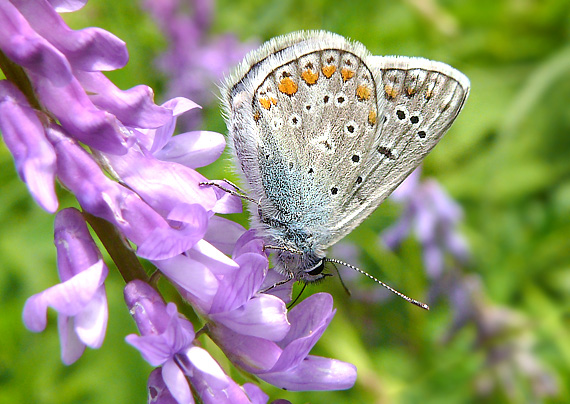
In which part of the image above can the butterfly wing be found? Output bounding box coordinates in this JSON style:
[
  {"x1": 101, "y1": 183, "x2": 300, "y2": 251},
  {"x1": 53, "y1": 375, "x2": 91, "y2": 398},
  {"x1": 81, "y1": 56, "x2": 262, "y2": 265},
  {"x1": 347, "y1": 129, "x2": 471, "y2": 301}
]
[
  {"x1": 222, "y1": 31, "x2": 469, "y2": 254},
  {"x1": 325, "y1": 56, "x2": 470, "y2": 247},
  {"x1": 222, "y1": 32, "x2": 378, "y2": 245}
]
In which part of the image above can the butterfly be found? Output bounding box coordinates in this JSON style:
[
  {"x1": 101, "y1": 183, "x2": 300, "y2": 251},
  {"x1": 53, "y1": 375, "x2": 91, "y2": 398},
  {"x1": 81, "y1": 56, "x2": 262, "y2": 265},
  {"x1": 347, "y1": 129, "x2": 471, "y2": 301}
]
[{"x1": 216, "y1": 31, "x2": 469, "y2": 306}]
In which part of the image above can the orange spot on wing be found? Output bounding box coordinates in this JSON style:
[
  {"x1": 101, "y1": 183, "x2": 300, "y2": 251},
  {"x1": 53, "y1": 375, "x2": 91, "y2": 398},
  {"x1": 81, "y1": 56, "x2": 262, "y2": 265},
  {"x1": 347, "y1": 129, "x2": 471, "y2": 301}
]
[
  {"x1": 356, "y1": 85, "x2": 371, "y2": 101},
  {"x1": 278, "y1": 77, "x2": 298, "y2": 95},
  {"x1": 259, "y1": 98, "x2": 272, "y2": 110},
  {"x1": 301, "y1": 69, "x2": 319, "y2": 85},
  {"x1": 341, "y1": 68, "x2": 355, "y2": 82},
  {"x1": 322, "y1": 65, "x2": 336, "y2": 78},
  {"x1": 368, "y1": 110, "x2": 377, "y2": 125},
  {"x1": 384, "y1": 84, "x2": 398, "y2": 99},
  {"x1": 253, "y1": 110, "x2": 261, "y2": 121}
]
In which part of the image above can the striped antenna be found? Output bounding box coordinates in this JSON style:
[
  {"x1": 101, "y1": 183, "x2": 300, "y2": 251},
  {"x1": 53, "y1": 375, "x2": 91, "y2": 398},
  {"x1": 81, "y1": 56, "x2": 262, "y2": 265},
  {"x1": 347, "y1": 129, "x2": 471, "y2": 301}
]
[{"x1": 325, "y1": 258, "x2": 429, "y2": 310}]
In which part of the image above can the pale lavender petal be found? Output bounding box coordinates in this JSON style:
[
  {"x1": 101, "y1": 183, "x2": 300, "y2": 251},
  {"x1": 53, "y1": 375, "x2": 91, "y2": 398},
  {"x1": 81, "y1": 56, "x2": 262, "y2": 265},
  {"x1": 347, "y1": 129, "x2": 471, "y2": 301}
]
[
  {"x1": 58, "y1": 314, "x2": 85, "y2": 365},
  {"x1": 0, "y1": 81, "x2": 57, "y2": 212},
  {"x1": 33, "y1": 74, "x2": 131, "y2": 153},
  {"x1": 209, "y1": 325, "x2": 281, "y2": 373},
  {"x1": 260, "y1": 269, "x2": 293, "y2": 303},
  {"x1": 232, "y1": 230, "x2": 266, "y2": 258},
  {"x1": 163, "y1": 359, "x2": 193, "y2": 404},
  {"x1": 22, "y1": 260, "x2": 108, "y2": 331},
  {"x1": 153, "y1": 255, "x2": 218, "y2": 313},
  {"x1": 153, "y1": 131, "x2": 225, "y2": 168},
  {"x1": 12, "y1": 0, "x2": 128, "y2": 70},
  {"x1": 278, "y1": 293, "x2": 334, "y2": 347},
  {"x1": 185, "y1": 346, "x2": 228, "y2": 389},
  {"x1": 259, "y1": 356, "x2": 357, "y2": 391},
  {"x1": 54, "y1": 207, "x2": 101, "y2": 281},
  {"x1": 243, "y1": 383, "x2": 269, "y2": 404},
  {"x1": 148, "y1": 368, "x2": 179, "y2": 404},
  {"x1": 209, "y1": 253, "x2": 268, "y2": 313},
  {"x1": 102, "y1": 145, "x2": 217, "y2": 215},
  {"x1": 204, "y1": 216, "x2": 246, "y2": 255},
  {"x1": 73, "y1": 286, "x2": 108, "y2": 348},
  {"x1": 0, "y1": 2, "x2": 72, "y2": 86},
  {"x1": 210, "y1": 295, "x2": 289, "y2": 341},
  {"x1": 187, "y1": 239, "x2": 239, "y2": 277},
  {"x1": 269, "y1": 294, "x2": 335, "y2": 372},
  {"x1": 150, "y1": 97, "x2": 201, "y2": 153},
  {"x1": 210, "y1": 181, "x2": 243, "y2": 214},
  {"x1": 124, "y1": 280, "x2": 171, "y2": 335},
  {"x1": 47, "y1": 0, "x2": 86, "y2": 13},
  {"x1": 76, "y1": 70, "x2": 171, "y2": 127},
  {"x1": 423, "y1": 243, "x2": 444, "y2": 279}
]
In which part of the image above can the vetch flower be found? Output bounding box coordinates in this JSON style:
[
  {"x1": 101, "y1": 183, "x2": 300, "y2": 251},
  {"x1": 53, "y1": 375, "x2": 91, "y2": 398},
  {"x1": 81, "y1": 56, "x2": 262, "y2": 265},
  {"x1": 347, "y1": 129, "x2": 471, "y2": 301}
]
[
  {"x1": 141, "y1": 0, "x2": 257, "y2": 130},
  {"x1": 23, "y1": 208, "x2": 108, "y2": 364},
  {"x1": 382, "y1": 168, "x2": 469, "y2": 279},
  {"x1": 209, "y1": 292, "x2": 357, "y2": 391},
  {"x1": 125, "y1": 280, "x2": 269, "y2": 404}
]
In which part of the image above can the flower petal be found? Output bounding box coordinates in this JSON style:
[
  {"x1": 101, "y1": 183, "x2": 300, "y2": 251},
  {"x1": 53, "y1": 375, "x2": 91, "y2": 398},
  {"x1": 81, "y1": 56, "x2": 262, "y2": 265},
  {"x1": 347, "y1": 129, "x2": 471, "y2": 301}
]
[
  {"x1": 58, "y1": 314, "x2": 85, "y2": 365},
  {"x1": 204, "y1": 216, "x2": 246, "y2": 256},
  {"x1": 148, "y1": 368, "x2": 180, "y2": 404},
  {"x1": 77, "y1": 71, "x2": 171, "y2": 127},
  {"x1": 12, "y1": 0, "x2": 128, "y2": 70},
  {"x1": 73, "y1": 286, "x2": 108, "y2": 348},
  {"x1": 154, "y1": 131, "x2": 225, "y2": 168},
  {"x1": 0, "y1": 81, "x2": 58, "y2": 212},
  {"x1": 0, "y1": 2, "x2": 72, "y2": 86},
  {"x1": 163, "y1": 359, "x2": 193, "y2": 404},
  {"x1": 210, "y1": 295, "x2": 290, "y2": 341},
  {"x1": 259, "y1": 355, "x2": 357, "y2": 391},
  {"x1": 242, "y1": 383, "x2": 269, "y2": 404},
  {"x1": 22, "y1": 259, "x2": 108, "y2": 331},
  {"x1": 154, "y1": 255, "x2": 218, "y2": 313}
]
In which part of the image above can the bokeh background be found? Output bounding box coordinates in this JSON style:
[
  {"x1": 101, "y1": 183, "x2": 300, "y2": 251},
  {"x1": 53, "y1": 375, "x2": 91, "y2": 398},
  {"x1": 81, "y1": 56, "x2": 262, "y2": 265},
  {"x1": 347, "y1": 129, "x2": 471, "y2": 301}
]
[{"x1": 1, "y1": 0, "x2": 569, "y2": 403}]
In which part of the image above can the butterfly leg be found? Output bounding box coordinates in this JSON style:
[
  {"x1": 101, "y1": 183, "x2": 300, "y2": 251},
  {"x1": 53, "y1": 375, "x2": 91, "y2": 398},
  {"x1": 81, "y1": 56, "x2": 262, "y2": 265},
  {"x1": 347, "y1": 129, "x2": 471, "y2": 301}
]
[
  {"x1": 199, "y1": 180, "x2": 258, "y2": 204},
  {"x1": 263, "y1": 244, "x2": 303, "y2": 256}
]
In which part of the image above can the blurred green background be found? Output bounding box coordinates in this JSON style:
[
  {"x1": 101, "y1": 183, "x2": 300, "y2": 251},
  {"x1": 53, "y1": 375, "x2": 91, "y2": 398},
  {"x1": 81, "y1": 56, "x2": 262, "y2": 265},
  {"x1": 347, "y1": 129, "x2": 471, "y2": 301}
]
[{"x1": 1, "y1": 0, "x2": 569, "y2": 403}]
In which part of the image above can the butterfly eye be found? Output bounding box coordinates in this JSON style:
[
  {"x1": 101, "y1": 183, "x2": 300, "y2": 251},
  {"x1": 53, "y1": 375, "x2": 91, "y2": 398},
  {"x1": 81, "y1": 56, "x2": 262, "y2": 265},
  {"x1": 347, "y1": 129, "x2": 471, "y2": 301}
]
[{"x1": 307, "y1": 260, "x2": 325, "y2": 276}]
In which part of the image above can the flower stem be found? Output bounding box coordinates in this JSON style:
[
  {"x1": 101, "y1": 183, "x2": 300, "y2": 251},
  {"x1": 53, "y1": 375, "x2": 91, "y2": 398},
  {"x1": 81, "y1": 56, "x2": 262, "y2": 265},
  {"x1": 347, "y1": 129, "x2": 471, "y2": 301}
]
[
  {"x1": 0, "y1": 50, "x2": 42, "y2": 110},
  {"x1": 83, "y1": 212, "x2": 149, "y2": 283}
]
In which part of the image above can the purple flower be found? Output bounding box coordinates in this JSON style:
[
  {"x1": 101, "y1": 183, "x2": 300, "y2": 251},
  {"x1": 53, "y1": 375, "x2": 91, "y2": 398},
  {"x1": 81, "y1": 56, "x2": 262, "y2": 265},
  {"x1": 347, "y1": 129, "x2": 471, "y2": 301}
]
[
  {"x1": 2, "y1": 1, "x2": 358, "y2": 400},
  {"x1": 141, "y1": 0, "x2": 257, "y2": 129},
  {"x1": 125, "y1": 280, "x2": 269, "y2": 404},
  {"x1": 0, "y1": 80, "x2": 57, "y2": 212},
  {"x1": 209, "y1": 293, "x2": 357, "y2": 391},
  {"x1": 23, "y1": 208, "x2": 108, "y2": 364},
  {"x1": 382, "y1": 168, "x2": 469, "y2": 279}
]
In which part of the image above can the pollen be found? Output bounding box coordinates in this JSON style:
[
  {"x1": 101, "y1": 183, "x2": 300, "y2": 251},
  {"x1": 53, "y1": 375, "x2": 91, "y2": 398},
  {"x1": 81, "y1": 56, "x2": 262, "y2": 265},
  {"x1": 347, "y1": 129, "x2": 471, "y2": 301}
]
[
  {"x1": 384, "y1": 84, "x2": 398, "y2": 99},
  {"x1": 368, "y1": 110, "x2": 377, "y2": 125},
  {"x1": 322, "y1": 65, "x2": 336, "y2": 78},
  {"x1": 301, "y1": 69, "x2": 319, "y2": 85},
  {"x1": 341, "y1": 68, "x2": 355, "y2": 82},
  {"x1": 278, "y1": 77, "x2": 298, "y2": 95},
  {"x1": 356, "y1": 85, "x2": 371, "y2": 101}
]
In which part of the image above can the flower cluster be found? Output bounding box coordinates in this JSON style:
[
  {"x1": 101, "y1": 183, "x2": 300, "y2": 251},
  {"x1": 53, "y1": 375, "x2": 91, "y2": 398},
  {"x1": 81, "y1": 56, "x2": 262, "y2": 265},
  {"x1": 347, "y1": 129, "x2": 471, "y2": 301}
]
[
  {"x1": 0, "y1": 1, "x2": 355, "y2": 402},
  {"x1": 141, "y1": 0, "x2": 257, "y2": 130},
  {"x1": 380, "y1": 168, "x2": 557, "y2": 400}
]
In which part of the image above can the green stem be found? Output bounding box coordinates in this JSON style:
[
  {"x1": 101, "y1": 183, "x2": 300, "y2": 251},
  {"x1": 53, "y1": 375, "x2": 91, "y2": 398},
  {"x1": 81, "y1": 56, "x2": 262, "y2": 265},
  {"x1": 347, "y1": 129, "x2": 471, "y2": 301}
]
[
  {"x1": 83, "y1": 212, "x2": 149, "y2": 284},
  {"x1": 0, "y1": 50, "x2": 42, "y2": 110}
]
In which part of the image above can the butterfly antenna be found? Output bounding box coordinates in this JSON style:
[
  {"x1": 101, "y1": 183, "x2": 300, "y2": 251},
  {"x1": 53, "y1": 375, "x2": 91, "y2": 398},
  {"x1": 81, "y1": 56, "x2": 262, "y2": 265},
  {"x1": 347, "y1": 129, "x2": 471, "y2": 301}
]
[
  {"x1": 325, "y1": 258, "x2": 429, "y2": 310},
  {"x1": 328, "y1": 262, "x2": 352, "y2": 296}
]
